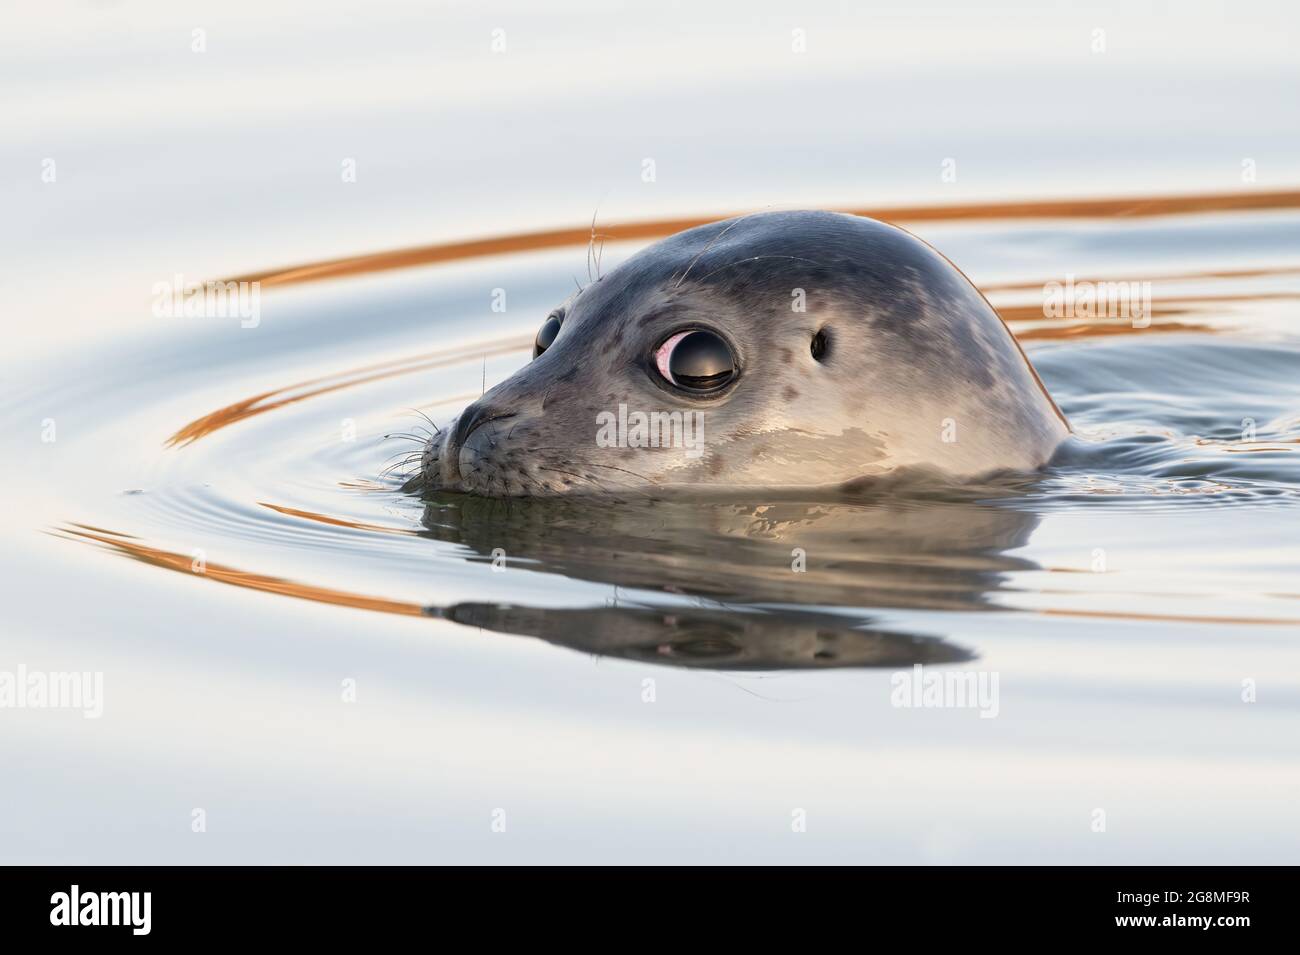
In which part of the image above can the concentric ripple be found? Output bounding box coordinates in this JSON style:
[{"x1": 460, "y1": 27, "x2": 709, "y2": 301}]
[{"x1": 35, "y1": 192, "x2": 1300, "y2": 667}]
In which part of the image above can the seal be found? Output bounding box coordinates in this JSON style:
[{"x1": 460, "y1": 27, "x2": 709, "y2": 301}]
[{"x1": 406, "y1": 210, "x2": 1069, "y2": 497}]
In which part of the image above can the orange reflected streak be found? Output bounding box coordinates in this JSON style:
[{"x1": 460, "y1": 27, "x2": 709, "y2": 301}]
[
  {"x1": 56, "y1": 526, "x2": 426, "y2": 617},
  {"x1": 1014, "y1": 321, "x2": 1211, "y2": 341},
  {"x1": 1040, "y1": 607, "x2": 1300, "y2": 627},
  {"x1": 258, "y1": 502, "x2": 421, "y2": 536},
  {"x1": 224, "y1": 189, "x2": 1300, "y2": 289},
  {"x1": 997, "y1": 290, "x2": 1299, "y2": 321},
  {"x1": 166, "y1": 337, "x2": 531, "y2": 447},
  {"x1": 981, "y1": 263, "x2": 1300, "y2": 294},
  {"x1": 1000, "y1": 291, "x2": 1300, "y2": 338},
  {"x1": 54, "y1": 525, "x2": 1300, "y2": 629},
  {"x1": 175, "y1": 194, "x2": 1300, "y2": 448}
]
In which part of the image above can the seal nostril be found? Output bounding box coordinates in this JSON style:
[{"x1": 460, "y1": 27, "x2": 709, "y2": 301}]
[
  {"x1": 811, "y1": 328, "x2": 829, "y2": 362},
  {"x1": 454, "y1": 403, "x2": 517, "y2": 448}
]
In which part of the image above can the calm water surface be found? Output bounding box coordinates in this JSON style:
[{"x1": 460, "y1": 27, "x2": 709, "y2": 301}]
[
  {"x1": 5, "y1": 197, "x2": 1299, "y2": 862},
  {"x1": 3, "y1": 1, "x2": 1299, "y2": 864}
]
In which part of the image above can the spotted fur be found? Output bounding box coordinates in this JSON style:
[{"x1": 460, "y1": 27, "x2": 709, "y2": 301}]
[{"x1": 409, "y1": 211, "x2": 1069, "y2": 497}]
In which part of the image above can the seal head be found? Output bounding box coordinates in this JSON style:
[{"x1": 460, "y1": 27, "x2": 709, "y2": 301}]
[{"x1": 409, "y1": 210, "x2": 1068, "y2": 496}]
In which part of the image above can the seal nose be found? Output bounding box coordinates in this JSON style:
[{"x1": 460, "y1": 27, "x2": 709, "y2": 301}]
[{"x1": 453, "y1": 401, "x2": 517, "y2": 449}]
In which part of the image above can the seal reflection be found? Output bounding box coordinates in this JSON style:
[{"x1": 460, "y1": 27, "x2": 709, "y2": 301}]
[{"x1": 417, "y1": 487, "x2": 1041, "y2": 670}]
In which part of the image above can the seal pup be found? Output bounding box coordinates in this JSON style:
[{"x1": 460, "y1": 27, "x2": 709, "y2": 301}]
[{"x1": 406, "y1": 210, "x2": 1069, "y2": 496}]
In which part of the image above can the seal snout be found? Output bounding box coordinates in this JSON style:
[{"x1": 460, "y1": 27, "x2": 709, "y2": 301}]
[
  {"x1": 433, "y1": 400, "x2": 518, "y2": 486},
  {"x1": 453, "y1": 401, "x2": 517, "y2": 449}
]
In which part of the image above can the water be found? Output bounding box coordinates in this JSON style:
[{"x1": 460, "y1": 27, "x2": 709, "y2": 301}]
[{"x1": 3, "y1": 1, "x2": 1299, "y2": 864}]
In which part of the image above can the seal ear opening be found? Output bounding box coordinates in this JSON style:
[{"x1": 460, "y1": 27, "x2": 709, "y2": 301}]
[{"x1": 811, "y1": 328, "x2": 830, "y2": 362}]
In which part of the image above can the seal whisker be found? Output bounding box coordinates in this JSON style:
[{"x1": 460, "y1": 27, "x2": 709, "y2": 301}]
[
  {"x1": 380, "y1": 446, "x2": 428, "y2": 464},
  {"x1": 404, "y1": 409, "x2": 442, "y2": 436},
  {"x1": 537, "y1": 465, "x2": 601, "y2": 489},
  {"x1": 695, "y1": 254, "x2": 825, "y2": 284},
  {"x1": 587, "y1": 208, "x2": 599, "y2": 284},
  {"x1": 380, "y1": 452, "x2": 425, "y2": 479},
  {"x1": 382, "y1": 454, "x2": 423, "y2": 472},
  {"x1": 379, "y1": 451, "x2": 424, "y2": 470},
  {"x1": 674, "y1": 215, "x2": 749, "y2": 289},
  {"x1": 584, "y1": 461, "x2": 655, "y2": 483}
]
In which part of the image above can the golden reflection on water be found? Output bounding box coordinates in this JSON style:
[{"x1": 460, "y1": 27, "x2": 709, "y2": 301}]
[
  {"x1": 55, "y1": 524, "x2": 426, "y2": 617},
  {"x1": 225, "y1": 188, "x2": 1300, "y2": 289},
  {"x1": 52, "y1": 521, "x2": 1300, "y2": 630},
  {"x1": 258, "y1": 502, "x2": 421, "y2": 535},
  {"x1": 53, "y1": 188, "x2": 1300, "y2": 658},
  {"x1": 979, "y1": 264, "x2": 1300, "y2": 294},
  {"x1": 166, "y1": 338, "x2": 529, "y2": 447}
]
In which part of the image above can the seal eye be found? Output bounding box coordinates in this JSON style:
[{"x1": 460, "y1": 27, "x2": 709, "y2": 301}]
[
  {"x1": 655, "y1": 329, "x2": 736, "y2": 393},
  {"x1": 533, "y1": 313, "x2": 563, "y2": 358}
]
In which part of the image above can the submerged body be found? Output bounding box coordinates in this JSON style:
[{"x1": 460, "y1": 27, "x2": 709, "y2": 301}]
[{"x1": 408, "y1": 210, "x2": 1068, "y2": 497}]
